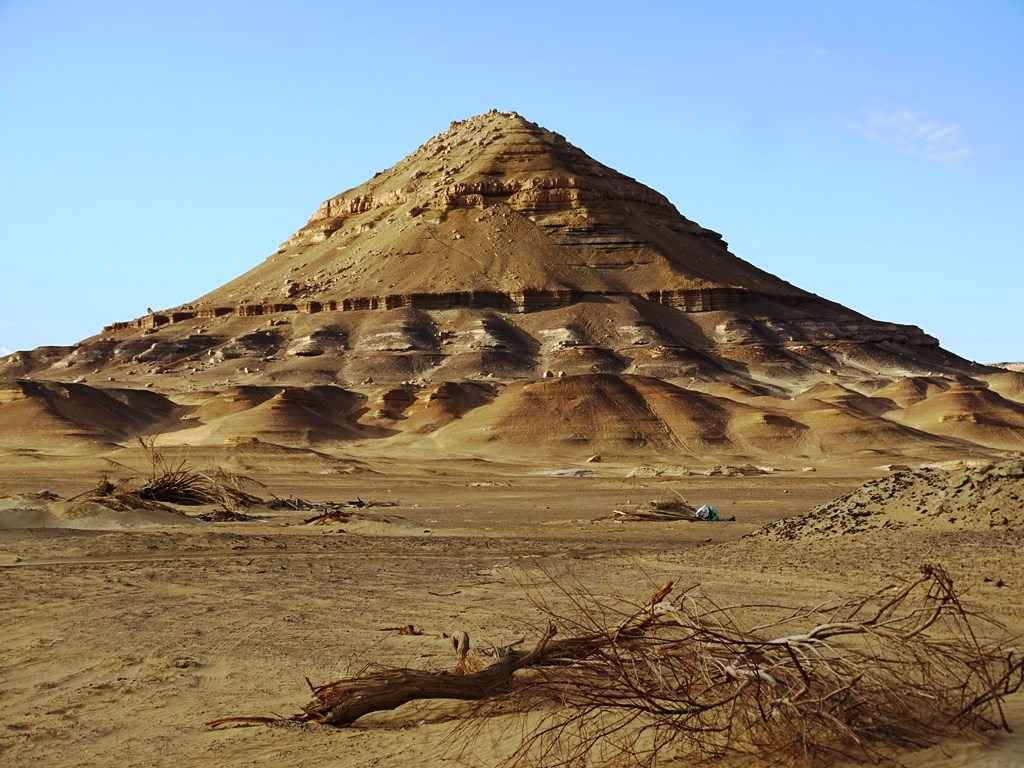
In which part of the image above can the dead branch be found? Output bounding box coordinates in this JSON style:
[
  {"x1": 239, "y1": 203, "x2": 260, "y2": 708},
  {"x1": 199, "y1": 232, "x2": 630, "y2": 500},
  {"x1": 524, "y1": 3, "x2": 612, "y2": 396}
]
[
  {"x1": 302, "y1": 504, "x2": 353, "y2": 525},
  {"x1": 207, "y1": 566, "x2": 1024, "y2": 768},
  {"x1": 295, "y1": 624, "x2": 558, "y2": 726},
  {"x1": 302, "y1": 498, "x2": 400, "y2": 524}
]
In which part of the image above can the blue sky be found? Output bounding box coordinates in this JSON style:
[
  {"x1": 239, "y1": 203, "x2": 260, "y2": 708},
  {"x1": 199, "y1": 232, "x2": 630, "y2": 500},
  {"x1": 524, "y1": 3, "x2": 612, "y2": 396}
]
[{"x1": 1, "y1": 1, "x2": 1022, "y2": 363}]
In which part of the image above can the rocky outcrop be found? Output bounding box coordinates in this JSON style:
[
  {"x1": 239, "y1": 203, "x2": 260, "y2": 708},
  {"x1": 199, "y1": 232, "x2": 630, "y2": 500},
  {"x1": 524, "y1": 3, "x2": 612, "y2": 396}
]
[
  {"x1": 215, "y1": 330, "x2": 283, "y2": 361},
  {"x1": 287, "y1": 327, "x2": 347, "y2": 357},
  {"x1": 436, "y1": 175, "x2": 673, "y2": 214},
  {"x1": 714, "y1": 316, "x2": 938, "y2": 348},
  {"x1": 752, "y1": 459, "x2": 1024, "y2": 539},
  {"x1": 102, "y1": 286, "x2": 938, "y2": 355},
  {"x1": 106, "y1": 288, "x2": 759, "y2": 331},
  {"x1": 310, "y1": 190, "x2": 411, "y2": 221}
]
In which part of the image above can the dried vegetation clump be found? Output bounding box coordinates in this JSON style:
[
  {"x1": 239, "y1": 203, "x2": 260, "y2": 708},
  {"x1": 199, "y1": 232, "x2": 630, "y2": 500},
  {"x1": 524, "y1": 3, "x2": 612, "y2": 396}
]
[
  {"x1": 74, "y1": 439, "x2": 263, "y2": 513},
  {"x1": 616, "y1": 494, "x2": 733, "y2": 522},
  {"x1": 616, "y1": 497, "x2": 696, "y2": 521},
  {"x1": 209, "y1": 565, "x2": 1023, "y2": 767}
]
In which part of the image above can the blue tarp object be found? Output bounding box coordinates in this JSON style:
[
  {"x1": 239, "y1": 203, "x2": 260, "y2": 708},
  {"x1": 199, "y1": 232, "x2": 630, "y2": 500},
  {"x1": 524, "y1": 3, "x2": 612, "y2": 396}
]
[{"x1": 695, "y1": 504, "x2": 719, "y2": 522}]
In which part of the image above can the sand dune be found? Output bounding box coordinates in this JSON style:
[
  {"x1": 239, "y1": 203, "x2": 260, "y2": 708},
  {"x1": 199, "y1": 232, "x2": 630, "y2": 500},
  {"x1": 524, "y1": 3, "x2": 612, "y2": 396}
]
[
  {"x1": 0, "y1": 380, "x2": 178, "y2": 448},
  {"x1": 3, "y1": 369, "x2": 1017, "y2": 462},
  {"x1": 434, "y1": 374, "x2": 692, "y2": 455},
  {"x1": 983, "y1": 370, "x2": 1024, "y2": 404},
  {"x1": 158, "y1": 386, "x2": 384, "y2": 447},
  {"x1": 0, "y1": 495, "x2": 204, "y2": 530},
  {"x1": 892, "y1": 384, "x2": 1024, "y2": 449}
]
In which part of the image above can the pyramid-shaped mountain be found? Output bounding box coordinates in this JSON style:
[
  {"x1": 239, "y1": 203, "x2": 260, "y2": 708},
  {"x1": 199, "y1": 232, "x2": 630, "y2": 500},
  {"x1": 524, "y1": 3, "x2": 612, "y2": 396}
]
[
  {"x1": 3, "y1": 110, "x2": 1021, "y2": 462},
  {"x1": 199, "y1": 109, "x2": 805, "y2": 308}
]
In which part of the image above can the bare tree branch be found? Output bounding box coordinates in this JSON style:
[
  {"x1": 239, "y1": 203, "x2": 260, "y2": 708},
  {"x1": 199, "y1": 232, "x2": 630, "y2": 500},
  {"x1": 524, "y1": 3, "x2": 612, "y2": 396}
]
[{"x1": 208, "y1": 565, "x2": 1024, "y2": 767}]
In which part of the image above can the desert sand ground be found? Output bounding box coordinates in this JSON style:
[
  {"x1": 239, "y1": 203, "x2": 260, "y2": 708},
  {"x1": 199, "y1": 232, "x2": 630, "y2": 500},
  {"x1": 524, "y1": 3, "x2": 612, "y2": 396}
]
[
  {"x1": 5, "y1": 110, "x2": 1022, "y2": 767},
  {"x1": 2, "y1": 453, "x2": 1023, "y2": 768}
]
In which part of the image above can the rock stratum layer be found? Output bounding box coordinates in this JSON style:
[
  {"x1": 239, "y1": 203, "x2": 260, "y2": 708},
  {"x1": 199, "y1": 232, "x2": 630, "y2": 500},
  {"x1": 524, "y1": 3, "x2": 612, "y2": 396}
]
[{"x1": 3, "y1": 110, "x2": 1022, "y2": 462}]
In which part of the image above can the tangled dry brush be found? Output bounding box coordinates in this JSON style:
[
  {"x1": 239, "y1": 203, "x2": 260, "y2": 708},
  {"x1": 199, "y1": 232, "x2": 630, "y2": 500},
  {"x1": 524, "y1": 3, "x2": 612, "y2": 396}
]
[{"x1": 211, "y1": 565, "x2": 1023, "y2": 767}]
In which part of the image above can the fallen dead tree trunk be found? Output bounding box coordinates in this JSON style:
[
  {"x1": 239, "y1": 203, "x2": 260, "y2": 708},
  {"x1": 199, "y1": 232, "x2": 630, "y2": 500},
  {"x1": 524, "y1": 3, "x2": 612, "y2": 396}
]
[
  {"x1": 294, "y1": 625, "x2": 556, "y2": 726},
  {"x1": 207, "y1": 582, "x2": 674, "y2": 730},
  {"x1": 208, "y1": 566, "x2": 1023, "y2": 767}
]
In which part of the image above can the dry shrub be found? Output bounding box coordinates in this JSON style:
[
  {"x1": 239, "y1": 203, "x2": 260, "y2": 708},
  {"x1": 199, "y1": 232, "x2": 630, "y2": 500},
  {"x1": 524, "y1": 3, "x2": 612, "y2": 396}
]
[
  {"x1": 210, "y1": 565, "x2": 1022, "y2": 767},
  {"x1": 482, "y1": 564, "x2": 1023, "y2": 767},
  {"x1": 77, "y1": 438, "x2": 263, "y2": 511}
]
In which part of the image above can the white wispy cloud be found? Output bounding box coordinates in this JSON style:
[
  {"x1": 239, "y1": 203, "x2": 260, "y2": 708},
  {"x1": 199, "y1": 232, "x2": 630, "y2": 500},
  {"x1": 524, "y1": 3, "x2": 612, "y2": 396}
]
[
  {"x1": 844, "y1": 108, "x2": 980, "y2": 169},
  {"x1": 769, "y1": 42, "x2": 830, "y2": 58},
  {"x1": 0, "y1": 347, "x2": 11, "y2": 358},
  {"x1": 802, "y1": 43, "x2": 829, "y2": 57}
]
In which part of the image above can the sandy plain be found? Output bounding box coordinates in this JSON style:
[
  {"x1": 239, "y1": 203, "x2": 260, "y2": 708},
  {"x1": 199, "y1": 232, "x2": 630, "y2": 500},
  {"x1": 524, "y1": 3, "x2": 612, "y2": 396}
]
[{"x1": 2, "y1": 452, "x2": 1023, "y2": 768}]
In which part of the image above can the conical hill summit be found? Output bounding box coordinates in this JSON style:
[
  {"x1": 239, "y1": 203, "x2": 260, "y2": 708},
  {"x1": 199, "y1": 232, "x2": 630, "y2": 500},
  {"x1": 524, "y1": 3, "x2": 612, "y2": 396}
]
[
  {"x1": 201, "y1": 109, "x2": 805, "y2": 307},
  {"x1": 3, "y1": 110, "x2": 1021, "y2": 463}
]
